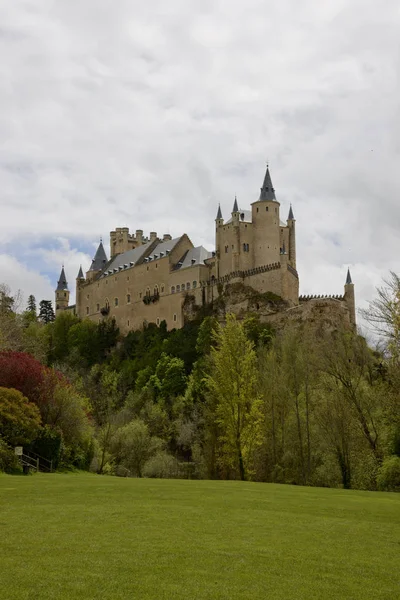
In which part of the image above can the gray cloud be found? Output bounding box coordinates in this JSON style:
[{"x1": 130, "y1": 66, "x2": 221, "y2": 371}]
[{"x1": 0, "y1": 0, "x2": 399, "y2": 328}]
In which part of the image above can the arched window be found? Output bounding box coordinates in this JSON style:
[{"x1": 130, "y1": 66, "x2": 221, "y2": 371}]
[
  {"x1": 186, "y1": 282, "x2": 190, "y2": 290},
  {"x1": 161, "y1": 285, "x2": 164, "y2": 293},
  {"x1": 127, "y1": 294, "x2": 131, "y2": 303},
  {"x1": 146, "y1": 288, "x2": 151, "y2": 298},
  {"x1": 176, "y1": 285, "x2": 180, "y2": 292},
  {"x1": 154, "y1": 285, "x2": 159, "y2": 296},
  {"x1": 173, "y1": 314, "x2": 177, "y2": 322},
  {"x1": 171, "y1": 286, "x2": 175, "y2": 294},
  {"x1": 193, "y1": 281, "x2": 197, "y2": 288},
  {"x1": 156, "y1": 317, "x2": 160, "y2": 325},
  {"x1": 114, "y1": 298, "x2": 119, "y2": 307},
  {"x1": 105, "y1": 298, "x2": 110, "y2": 309},
  {"x1": 86, "y1": 307, "x2": 89, "y2": 315},
  {"x1": 96, "y1": 303, "x2": 100, "y2": 312}
]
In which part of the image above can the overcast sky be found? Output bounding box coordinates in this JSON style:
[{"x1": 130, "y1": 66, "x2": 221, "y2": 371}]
[{"x1": 1, "y1": 0, "x2": 399, "y2": 333}]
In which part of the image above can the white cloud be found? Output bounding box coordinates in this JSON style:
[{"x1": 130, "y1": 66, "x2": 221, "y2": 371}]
[{"x1": 0, "y1": 0, "x2": 399, "y2": 322}]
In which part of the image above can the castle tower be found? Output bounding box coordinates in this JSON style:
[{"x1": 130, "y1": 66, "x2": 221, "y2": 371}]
[
  {"x1": 287, "y1": 204, "x2": 296, "y2": 269},
  {"x1": 75, "y1": 266, "x2": 85, "y2": 316},
  {"x1": 251, "y1": 165, "x2": 281, "y2": 267},
  {"x1": 344, "y1": 268, "x2": 356, "y2": 329},
  {"x1": 215, "y1": 204, "x2": 224, "y2": 278},
  {"x1": 86, "y1": 240, "x2": 108, "y2": 283},
  {"x1": 55, "y1": 266, "x2": 69, "y2": 315},
  {"x1": 230, "y1": 196, "x2": 241, "y2": 271}
]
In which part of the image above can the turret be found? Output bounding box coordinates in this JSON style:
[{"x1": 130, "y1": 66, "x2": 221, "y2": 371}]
[
  {"x1": 344, "y1": 268, "x2": 356, "y2": 329},
  {"x1": 86, "y1": 239, "x2": 108, "y2": 282},
  {"x1": 55, "y1": 266, "x2": 70, "y2": 315},
  {"x1": 251, "y1": 165, "x2": 281, "y2": 267},
  {"x1": 231, "y1": 196, "x2": 239, "y2": 221},
  {"x1": 215, "y1": 204, "x2": 224, "y2": 278},
  {"x1": 287, "y1": 204, "x2": 296, "y2": 269}
]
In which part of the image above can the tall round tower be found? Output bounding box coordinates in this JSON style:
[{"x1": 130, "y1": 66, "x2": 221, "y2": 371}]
[
  {"x1": 55, "y1": 266, "x2": 70, "y2": 315},
  {"x1": 251, "y1": 166, "x2": 281, "y2": 267}
]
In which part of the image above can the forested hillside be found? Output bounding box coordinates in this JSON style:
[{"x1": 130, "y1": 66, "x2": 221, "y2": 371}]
[{"x1": 1, "y1": 279, "x2": 399, "y2": 491}]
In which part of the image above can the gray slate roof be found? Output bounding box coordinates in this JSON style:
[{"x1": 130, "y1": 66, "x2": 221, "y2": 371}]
[
  {"x1": 232, "y1": 196, "x2": 238, "y2": 212},
  {"x1": 56, "y1": 267, "x2": 68, "y2": 291},
  {"x1": 216, "y1": 204, "x2": 222, "y2": 220},
  {"x1": 175, "y1": 246, "x2": 213, "y2": 270},
  {"x1": 102, "y1": 240, "x2": 154, "y2": 275},
  {"x1": 77, "y1": 266, "x2": 84, "y2": 279},
  {"x1": 100, "y1": 237, "x2": 183, "y2": 277},
  {"x1": 90, "y1": 241, "x2": 108, "y2": 272},
  {"x1": 259, "y1": 166, "x2": 276, "y2": 201},
  {"x1": 225, "y1": 209, "x2": 252, "y2": 225},
  {"x1": 346, "y1": 268, "x2": 353, "y2": 285},
  {"x1": 288, "y1": 205, "x2": 294, "y2": 220}
]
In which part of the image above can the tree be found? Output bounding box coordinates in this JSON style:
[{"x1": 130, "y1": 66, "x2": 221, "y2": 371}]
[
  {"x1": 206, "y1": 314, "x2": 263, "y2": 480},
  {"x1": 27, "y1": 295, "x2": 37, "y2": 315},
  {"x1": 111, "y1": 419, "x2": 162, "y2": 477},
  {"x1": 360, "y1": 271, "x2": 400, "y2": 356},
  {"x1": 0, "y1": 387, "x2": 42, "y2": 447},
  {"x1": 39, "y1": 300, "x2": 55, "y2": 324},
  {"x1": 0, "y1": 351, "x2": 46, "y2": 404}
]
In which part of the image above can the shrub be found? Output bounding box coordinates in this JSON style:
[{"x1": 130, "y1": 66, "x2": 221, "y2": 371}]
[
  {"x1": 143, "y1": 451, "x2": 181, "y2": 479},
  {"x1": 0, "y1": 438, "x2": 21, "y2": 473},
  {"x1": 377, "y1": 456, "x2": 400, "y2": 492},
  {"x1": 0, "y1": 387, "x2": 42, "y2": 446}
]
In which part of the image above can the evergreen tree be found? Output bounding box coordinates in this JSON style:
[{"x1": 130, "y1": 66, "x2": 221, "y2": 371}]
[
  {"x1": 27, "y1": 295, "x2": 37, "y2": 315},
  {"x1": 39, "y1": 300, "x2": 55, "y2": 324}
]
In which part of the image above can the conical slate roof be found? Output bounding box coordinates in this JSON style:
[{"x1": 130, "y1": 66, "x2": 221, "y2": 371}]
[
  {"x1": 216, "y1": 204, "x2": 222, "y2": 220},
  {"x1": 259, "y1": 166, "x2": 276, "y2": 201},
  {"x1": 56, "y1": 267, "x2": 68, "y2": 291},
  {"x1": 232, "y1": 196, "x2": 238, "y2": 212},
  {"x1": 346, "y1": 268, "x2": 353, "y2": 285},
  {"x1": 89, "y1": 241, "x2": 108, "y2": 272},
  {"x1": 288, "y1": 205, "x2": 294, "y2": 220},
  {"x1": 77, "y1": 265, "x2": 84, "y2": 279}
]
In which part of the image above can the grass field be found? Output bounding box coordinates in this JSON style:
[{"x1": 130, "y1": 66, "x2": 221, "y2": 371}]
[{"x1": 0, "y1": 474, "x2": 399, "y2": 600}]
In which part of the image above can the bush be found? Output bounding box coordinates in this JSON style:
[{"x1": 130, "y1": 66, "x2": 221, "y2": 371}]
[
  {"x1": 143, "y1": 451, "x2": 181, "y2": 478},
  {"x1": 377, "y1": 456, "x2": 400, "y2": 492},
  {"x1": 0, "y1": 438, "x2": 21, "y2": 473}
]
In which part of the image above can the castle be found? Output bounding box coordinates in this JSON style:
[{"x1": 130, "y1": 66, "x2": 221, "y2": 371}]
[{"x1": 55, "y1": 165, "x2": 356, "y2": 332}]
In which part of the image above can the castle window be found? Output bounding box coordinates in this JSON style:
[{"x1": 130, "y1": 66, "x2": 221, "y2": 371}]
[
  {"x1": 257, "y1": 207, "x2": 259, "y2": 213},
  {"x1": 243, "y1": 243, "x2": 246, "y2": 252},
  {"x1": 96, "y1": 303, "x2": 100, "y2": 312},
  {"x1": 176, "y1": 285, "x2": 180, "y2": 292},
  {"x1": 64, "y1": 292, "x2": 67, "y2": 298},
  {"x1": 266, "y1": 206, "x2": 269, "y2": 211},
  {"x1": 171, "y1": 286, "x2": 175, "y2": 294},
  {"x1": 156, "y1": 264, "x2": 158, "y2": 268},
  {"x1": 127, "y1": 294, "x2": 131, "y2": 304},
  {"x1": 161, "y1": 285, "x2": 164, "y2": 293},
  {"x1": 127, "y1": 276, "x2": 130, "y2": 281},
  {"x1": 193, "y1": 281, "x2": 197, "y2": 288},
  {"x1": 186, "y1": 282, "x2": 190, "y2": 290},
  {"x1": 115, "y1": 277, "x2": 117, "y2": 281},
  {"x1": 154, "y1": 285, "x2": 159, "y2": 296},
  {"x1": 156, "y1": 318, "x2": 160, "y2": 325},
  {"x1": 173, "y1": 314, "x2": 177, "y2": 322},
  {"x1": 146, "y1": 288, "x2": 151, "y2": 297},
  {"x1": 225, "y1": 245, "x2": 228, "y2": 253},
  {"x1": 147, "y1": 266, "x2": 149, "y2": 271},
  {"x1": 139, "y1": 292, "x2": 142, "y2": 299},
  {"x1": 56, "y1": 304, "x2": 59, "y2": 310},
  {"x1": 127, "y1": 320, "x2": 130, "y2": 327},
  {"x1": 114, "y1": 298, "x2": 119, "y2": 307},
  {"x1": 275, "y1": 207, "x2": 277, "y2": 213},
  {"x1": 86, "y1": 307, "x2": 89, "y2": 315}
]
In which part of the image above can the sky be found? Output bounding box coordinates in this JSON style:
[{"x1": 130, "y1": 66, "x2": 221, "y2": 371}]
[{"x1": 1, "y1": 0, "x2": 399, "y2": 334}]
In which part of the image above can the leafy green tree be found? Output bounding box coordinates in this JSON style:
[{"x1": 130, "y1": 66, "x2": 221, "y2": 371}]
[
  {"x1": 206, "y1": 314, "x2": 263, "y2": 480},
  {"x1": 39, "y1": 300, "x2": 55, "y2": 324},
  {"x1": 111, "y1": 419, "x2": 162, "y2": 477},
  {"x1": 47, "y1": 311, "x2": 79, "y2": 364},
  {"x1": 0, "y1": 386, "x2": 42, "y2": 446}
]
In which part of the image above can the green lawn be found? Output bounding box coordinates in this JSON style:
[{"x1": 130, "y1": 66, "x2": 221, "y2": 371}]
[{"x1": 0, "y1": 474, "x2": 399, "y2": 600}]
